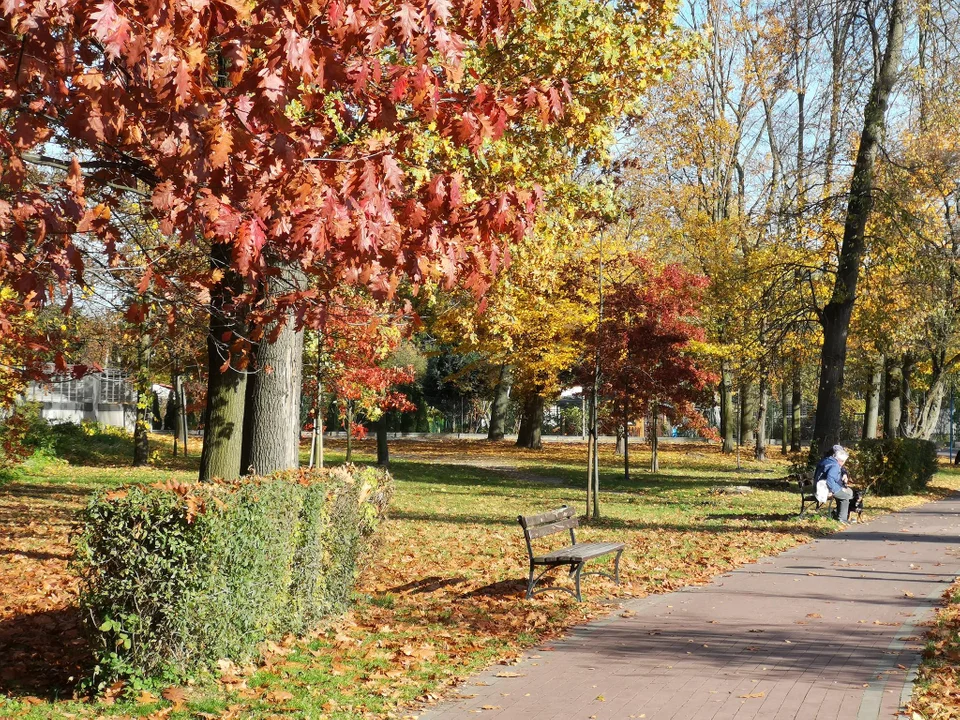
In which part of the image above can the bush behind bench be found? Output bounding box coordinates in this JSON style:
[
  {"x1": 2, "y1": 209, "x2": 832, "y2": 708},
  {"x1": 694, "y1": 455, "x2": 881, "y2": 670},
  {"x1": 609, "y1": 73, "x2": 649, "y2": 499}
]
[
  {"x1": 75, "y1": 465, "x2": 393, "y2": 684},
  {"x1": 852, "y1": 438, "x2": 938, "y2": 496}
]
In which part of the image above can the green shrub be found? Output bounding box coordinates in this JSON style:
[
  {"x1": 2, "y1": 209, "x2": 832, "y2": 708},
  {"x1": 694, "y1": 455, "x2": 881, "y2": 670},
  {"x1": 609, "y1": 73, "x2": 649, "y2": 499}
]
[
  {"x1": 75, "y1": 465, "x2": 393, "y2": 684},
  {"x1": 852, "y1": 438, "x2": 939, "y2": 495}
]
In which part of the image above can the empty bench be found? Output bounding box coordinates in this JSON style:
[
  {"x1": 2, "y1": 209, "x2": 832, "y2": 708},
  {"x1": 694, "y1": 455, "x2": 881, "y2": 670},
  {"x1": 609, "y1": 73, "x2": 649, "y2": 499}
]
[{"x1": 517, "y1": 505, "x2": 625, "y2": 602}]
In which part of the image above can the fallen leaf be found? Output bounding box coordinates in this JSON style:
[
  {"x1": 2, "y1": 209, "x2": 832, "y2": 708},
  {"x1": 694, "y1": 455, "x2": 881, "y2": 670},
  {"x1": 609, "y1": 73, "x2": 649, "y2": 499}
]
[{"x1": 739, "y1": 692, "x2": 765, "y2": 699}]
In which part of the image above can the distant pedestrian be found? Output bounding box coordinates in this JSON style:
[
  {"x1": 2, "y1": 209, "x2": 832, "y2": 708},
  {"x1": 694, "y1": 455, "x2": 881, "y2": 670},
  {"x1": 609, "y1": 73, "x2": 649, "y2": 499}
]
[{"x1": 814, "y1": 445, "x2": 855, "y2": 524}]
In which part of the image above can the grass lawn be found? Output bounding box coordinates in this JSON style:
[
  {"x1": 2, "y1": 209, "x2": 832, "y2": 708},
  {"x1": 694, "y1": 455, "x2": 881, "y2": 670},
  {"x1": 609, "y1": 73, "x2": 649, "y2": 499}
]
[{"x1": 1, "y1": 432, "x2": 958, "y2": 719}]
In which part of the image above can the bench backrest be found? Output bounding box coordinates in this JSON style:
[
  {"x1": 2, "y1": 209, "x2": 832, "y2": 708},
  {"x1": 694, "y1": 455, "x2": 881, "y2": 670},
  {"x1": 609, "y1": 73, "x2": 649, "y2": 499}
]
[{"x1": 518, "y1": 505, "x2": 578, "y2": 553}]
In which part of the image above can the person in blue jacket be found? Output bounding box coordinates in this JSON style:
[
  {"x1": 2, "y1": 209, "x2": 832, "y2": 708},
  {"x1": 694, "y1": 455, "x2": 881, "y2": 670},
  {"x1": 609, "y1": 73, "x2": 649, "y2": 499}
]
[{"x1": 814, "y1": 445, "x2": 854, "y2": 523}]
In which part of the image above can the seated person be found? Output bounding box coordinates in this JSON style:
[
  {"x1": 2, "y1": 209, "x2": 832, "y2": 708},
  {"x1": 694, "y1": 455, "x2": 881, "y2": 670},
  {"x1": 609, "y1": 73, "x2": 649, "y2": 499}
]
[{"x1": 814, "y1": 445, "x2": 854, "y2": 523}]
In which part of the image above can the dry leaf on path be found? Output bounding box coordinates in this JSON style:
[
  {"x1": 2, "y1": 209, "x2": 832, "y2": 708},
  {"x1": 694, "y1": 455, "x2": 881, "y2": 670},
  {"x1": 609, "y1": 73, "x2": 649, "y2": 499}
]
[{"x1": 739, "y1": 692, "x2": 765, "y2": 699}]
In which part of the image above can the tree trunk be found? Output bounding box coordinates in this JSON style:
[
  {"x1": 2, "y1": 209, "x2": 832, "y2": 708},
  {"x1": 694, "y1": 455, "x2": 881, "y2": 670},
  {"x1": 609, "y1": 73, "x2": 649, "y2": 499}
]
[
  {"x1": 862, "y1": 358, "x2": 882, "y2": 439},
  {"x1": 615, "y1": 419, "x2": 625, "y2": 456},
  {"x1": 623, "y1": 401, "x2": 630, "y2": 482},
  {"x1": 311, "y1": 378, "x2": 324, "y2": 469},
  {"x1": 740, "y1": 380, "x2": 757, "y2": 446},
  {"x1": 170, "y1": 371, "x2": 181, "y2": 457},
  {"x1": 488, "y1": 364, "x2": 511, "y2": 441},
  {"x1": 780, "y1": 379, "x2": 788, "y2": 454},
  {"x1": 199, "y1": 245, "x2": 247, "y2": 482},
  {"x1": 791, "y1": 364, "x2": 802, "y2": 451},
  {"x1": 812, "y1": 0, "x2": 905, "y2": 458},
  {"x1": 720, "y1": 361, "x2": 735, "y2": 453},
  {"x1": 516, "y1": 393, "x2": 544, "y2": 449},
  {"x1": 242, "y1": 265, "x2": 306, "y2": 476},
  {"x1": 754, "y1": 379, "x2": 768, "y2": 461},
  {"x1": 376, "y1": 415, "x2": 389, "y2": 466},
  {"x1": 910, "y1": 369, "x2": 948, "y2": 440},
  {"x1": 899, "y1": 355, "x2": 914, "y2": 437},
  {"x1": 133, "y1": 327, "x2": 151, "y2": 467},
  {"x1": 649, "y1": 403, "x2": 660, "y2": 473},
  {"x1": 345, "y1": 401, "x2": 353, "y2": 462},
  {"x1": 884, "y1": 357, "x2": 903, "y2": 439}
]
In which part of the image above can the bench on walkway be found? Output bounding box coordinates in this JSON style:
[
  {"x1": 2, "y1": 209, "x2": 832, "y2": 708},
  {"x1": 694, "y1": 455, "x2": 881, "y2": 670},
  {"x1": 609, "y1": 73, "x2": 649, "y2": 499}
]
[{"x1": 517, "y1": 505, "x2": 624, "y2": 602}]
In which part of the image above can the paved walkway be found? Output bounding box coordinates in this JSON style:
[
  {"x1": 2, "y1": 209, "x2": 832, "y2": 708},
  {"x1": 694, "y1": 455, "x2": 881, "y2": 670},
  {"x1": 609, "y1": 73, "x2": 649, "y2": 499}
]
[{"x1": 423, "y1": 494, "x2": 960, "y2": 720}]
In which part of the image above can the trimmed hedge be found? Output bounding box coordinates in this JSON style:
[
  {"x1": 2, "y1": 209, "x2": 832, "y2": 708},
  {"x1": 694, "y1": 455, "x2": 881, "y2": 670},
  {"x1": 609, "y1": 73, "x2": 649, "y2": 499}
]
[
  {"x1": 76, "y1": 466, "x2": 392, "y2": 683},
  {"x1": 852, "y1": 438, "x2": 939, "y2": 496}
]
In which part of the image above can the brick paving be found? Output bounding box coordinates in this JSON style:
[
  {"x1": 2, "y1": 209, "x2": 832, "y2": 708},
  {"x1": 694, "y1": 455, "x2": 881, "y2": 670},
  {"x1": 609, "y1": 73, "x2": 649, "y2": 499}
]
[{"x1": 422, "y1": 494, "x2": 960, "y2": 720}]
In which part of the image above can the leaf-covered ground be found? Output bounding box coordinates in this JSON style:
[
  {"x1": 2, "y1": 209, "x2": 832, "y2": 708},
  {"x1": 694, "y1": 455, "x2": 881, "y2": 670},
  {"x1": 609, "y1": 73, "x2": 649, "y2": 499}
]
[
  {"x1": 906, "y1": 569, "x2": 960, "y2": 720},
  {"x1": 2, "y1": 435, "x2": 958, "y2": 719}
]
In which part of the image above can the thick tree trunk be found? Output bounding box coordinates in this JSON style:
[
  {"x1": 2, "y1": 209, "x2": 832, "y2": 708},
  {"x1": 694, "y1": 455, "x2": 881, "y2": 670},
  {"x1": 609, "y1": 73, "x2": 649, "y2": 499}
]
[
  {"x1": 899, "y1": 355, "x2": 914, "y2": 437},
  {"x1": 516, "y1": 393, "x2": 544, "y2": 449},
  {"x1": 791, "y1": 364, "x2": 802, "y2": 451},
  {"x1": 720, "y1": 361, "x2": 736, "y2": 453},
  {"x1": 884, "y1": 357, "x2": 903, "y2": 438},
  {"x1": 199, "y1": 245, "x2": 247, "y2": 482},
  {"x1": 376, "y1": 415, "x2": 389, "y2": 466},
  {"x1": 740, "y1": 380, "x2": 758, "y2": 446},
  {"x1": 133, "y1": 327, "x2": 151, "y2": 467},
  {"x1": 863, "y1": 358, "x2": 882, "y2": 439},
  {"x1": 812, "y1": 0, "x2": 905, "y2": 458},
  {"x1": 910, "y1": 368, "x2": 948, "y2": 440},
  {"x1": 488, "y1": 364, "x2": 511, "y2": 441},
  {"x1": 242, "y1": 265, "x2": 306, "y2": 476},
  {"x1": 754, "y1": 379, "x2": 768, "y2": 461}
]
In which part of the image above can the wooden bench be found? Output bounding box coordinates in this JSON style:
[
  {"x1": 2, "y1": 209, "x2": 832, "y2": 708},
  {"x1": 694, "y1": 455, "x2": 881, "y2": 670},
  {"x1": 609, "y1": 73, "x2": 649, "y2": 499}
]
[
  {"x1": 797, "y1": 474, "x2": 833, "y2": 518},
  {"x1": 517, "y1": 505, "x2": 624, "y2": 602}
]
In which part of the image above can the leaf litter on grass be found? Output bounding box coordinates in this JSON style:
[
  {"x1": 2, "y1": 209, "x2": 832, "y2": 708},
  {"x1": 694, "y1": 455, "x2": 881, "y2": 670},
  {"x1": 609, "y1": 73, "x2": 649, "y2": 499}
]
[{"x1": 2, "y1": 439, "x2": 960, "y2": 719}]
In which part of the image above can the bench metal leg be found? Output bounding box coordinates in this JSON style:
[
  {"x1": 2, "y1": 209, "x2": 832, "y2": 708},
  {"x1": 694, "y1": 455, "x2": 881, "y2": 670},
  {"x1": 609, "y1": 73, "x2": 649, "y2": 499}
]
[{"x1": 574, "y1": 563, "x2": 582, "y2": 602}]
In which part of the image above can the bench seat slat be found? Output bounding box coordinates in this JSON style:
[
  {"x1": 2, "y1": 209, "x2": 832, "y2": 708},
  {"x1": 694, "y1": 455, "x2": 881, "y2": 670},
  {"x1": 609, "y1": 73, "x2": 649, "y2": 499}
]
[
  {"x1": 525, "y1": 517, "x2": 578, "y2": 540},
  {"x1": 533, "y1": 542, "x2": 625, "y2": 564}
]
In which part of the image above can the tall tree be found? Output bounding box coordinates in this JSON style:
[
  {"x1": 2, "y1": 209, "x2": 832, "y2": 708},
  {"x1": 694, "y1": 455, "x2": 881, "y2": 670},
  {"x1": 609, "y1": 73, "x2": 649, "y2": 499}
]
[{"x1": 811, "y1": 0, "x2": 905, "y2": 456}]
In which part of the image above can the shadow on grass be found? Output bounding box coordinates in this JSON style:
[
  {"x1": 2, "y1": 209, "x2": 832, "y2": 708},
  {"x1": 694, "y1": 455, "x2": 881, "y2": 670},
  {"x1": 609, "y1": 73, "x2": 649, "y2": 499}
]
[
  {"x1": 387, "y1": 576, "x2": 471, "y2": 594},
  {"x1": 388, "y1": 509, "x2": 833, "y2": 539},
  {"x1": 0, "y1": 606, "x2": 91, "y2": 699}
]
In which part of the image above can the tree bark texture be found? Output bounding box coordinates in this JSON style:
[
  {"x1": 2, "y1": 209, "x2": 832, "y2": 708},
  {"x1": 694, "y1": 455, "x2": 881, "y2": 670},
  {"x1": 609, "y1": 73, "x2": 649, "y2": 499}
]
[
  {"x1": 812, "y1": 0, "x2": 904, "y2": 458},
  {"x1": 199, "y1": 243, "x2": 248, "y2": 482},
  {"x1": 884, "y1": 357, "x2": 903, "y2": 439},
  {"x1": 516, "y1": 393, "x2": 544, "y2": 449},
  {"x1": 720, "y1": 361, "x2": 735, "y2": 453},
  {"x1": 899, "y1": 355, "x2": 914, "y2": 437},
  {"x1": 488, "y1": 364, "x2": 511, "y2": 441},
  {"x1": 243, "y1": 264, "x2": 306, "y2": 476},
  {"x1": 863, "y1": 358, "x2": 882, "y2": 439},
  {"x1": 740, "y1": 380, "x2": 758, "y2": 446},
  {"x1": 376, "y1": 415, "x2": 389, "y2": 466},
  {"x1": 754, "y1": 379, "x2": 768, "y2": 461}
]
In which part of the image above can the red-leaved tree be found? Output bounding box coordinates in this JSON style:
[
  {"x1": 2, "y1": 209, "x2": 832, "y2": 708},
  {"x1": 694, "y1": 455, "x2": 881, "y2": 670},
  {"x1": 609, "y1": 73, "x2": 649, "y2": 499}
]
[
  {"x1": 0, "y1": 0, "x2": 563, "y2": 478},
  {"x1": 587, "y1": 256, "x2": 717, "y2": 477}
]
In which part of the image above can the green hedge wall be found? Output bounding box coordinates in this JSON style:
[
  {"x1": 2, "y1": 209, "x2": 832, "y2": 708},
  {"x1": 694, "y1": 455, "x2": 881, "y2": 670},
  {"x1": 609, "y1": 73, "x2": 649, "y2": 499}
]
[
  {"x1": 852, "y1": 438, "x2": 939, "y2": 496},
  {"x1": 75, "y1": 465, "x2": 393, "y2": 683}
]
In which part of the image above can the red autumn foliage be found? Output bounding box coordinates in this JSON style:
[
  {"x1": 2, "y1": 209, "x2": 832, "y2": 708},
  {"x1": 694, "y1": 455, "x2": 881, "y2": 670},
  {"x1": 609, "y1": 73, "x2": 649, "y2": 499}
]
[
  {"x1": 585, "y1": 256, "x2": 718, "y2": 435},
  {"x1": 0, "y1": 0, "x2": 557, "y2": 372}
]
